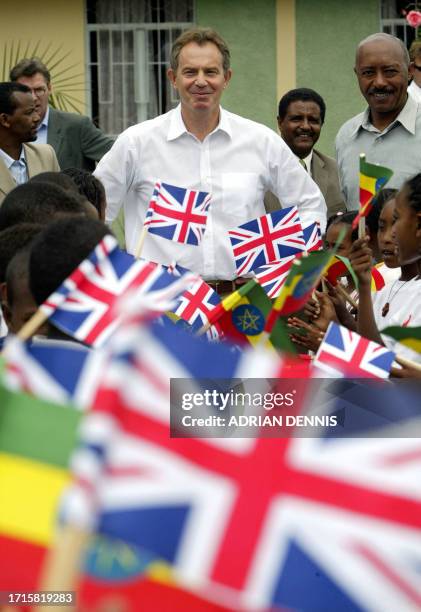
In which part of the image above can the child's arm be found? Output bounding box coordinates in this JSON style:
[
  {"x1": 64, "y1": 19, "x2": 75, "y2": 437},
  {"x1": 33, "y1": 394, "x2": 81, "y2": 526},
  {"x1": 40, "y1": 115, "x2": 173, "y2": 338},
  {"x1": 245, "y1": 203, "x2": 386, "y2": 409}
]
[{"x1": 349, "y1": 237, "x2": 384, "y2": 345}]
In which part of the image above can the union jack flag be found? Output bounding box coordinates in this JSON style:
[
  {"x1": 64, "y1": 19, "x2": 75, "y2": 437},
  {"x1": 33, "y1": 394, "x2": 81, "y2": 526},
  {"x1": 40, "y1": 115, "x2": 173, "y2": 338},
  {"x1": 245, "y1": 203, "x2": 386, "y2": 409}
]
[
  {"x1": 40, "y1": 235, "x2": 195, "y2": 347},
  {"x1": 254, "y1": 256, "x2": 295, "y2": 299},
  {"x1": 3, "y1": 336, "x2": 102, "y2": 408},
  {"x1": 314, "y1": 322, "x2": 395, "y2": 378},
  {"x1": 303, "y1": 221, "x2": 323, "y2": 252},
  {"x1": 64, "y1": 322, "x2": 421, "y2": 610},
  {"x1": 228, "y1": 207, "x2": 306, "y2": 275},
  {"x1": 173, "y1": 277, "x2": 221, "y2": 334},
  {"x1": 144, "y1": 182, "x2": 212, "y2": 245}
]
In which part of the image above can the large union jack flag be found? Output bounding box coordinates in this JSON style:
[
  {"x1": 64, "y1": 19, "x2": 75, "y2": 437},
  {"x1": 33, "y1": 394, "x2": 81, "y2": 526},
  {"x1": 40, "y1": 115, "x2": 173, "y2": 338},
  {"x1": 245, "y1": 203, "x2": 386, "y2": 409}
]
[
  {"x1": 64, "y1": 322, "x2": 421, "y2": 611},
  {"x1": 144, "y1": 181, "x2": 211, "y2": 245},
  {"x1": 40, "y1": 235, "x2": 194, "y2": 347},
  {"x1": 228, "y1": 207, "x2": 306, "y2": 276},
  {"x1": 314, "y1": 322, "x2": 395, "y2": 378}
]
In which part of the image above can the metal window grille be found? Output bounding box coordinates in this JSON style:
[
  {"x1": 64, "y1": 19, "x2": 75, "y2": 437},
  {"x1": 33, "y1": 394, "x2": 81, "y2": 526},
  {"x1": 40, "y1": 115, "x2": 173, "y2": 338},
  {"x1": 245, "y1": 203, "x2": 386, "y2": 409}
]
[
  {"x1": 381, "y1": 0, "x2": 418, "y2": 47},
  {"x1": 86, "y1": 0, "x2": 194, "y2": 137}
]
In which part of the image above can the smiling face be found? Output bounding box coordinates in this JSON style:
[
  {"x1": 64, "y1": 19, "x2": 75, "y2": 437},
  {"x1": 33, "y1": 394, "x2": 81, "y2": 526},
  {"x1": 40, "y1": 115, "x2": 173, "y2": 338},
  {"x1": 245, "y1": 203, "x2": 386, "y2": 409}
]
[
  {"x1": 278, "y1": 100, "x2": 322, "y2": 158},
  {"x1": 325, "y1": 222, "x2": 353, "y2": 257},
  {"x1": 167, "y1": 41, "x2": 231, "y2": 119},
  {"x1": 355, "y1": 38, "x2": 409, "y2": 128}
]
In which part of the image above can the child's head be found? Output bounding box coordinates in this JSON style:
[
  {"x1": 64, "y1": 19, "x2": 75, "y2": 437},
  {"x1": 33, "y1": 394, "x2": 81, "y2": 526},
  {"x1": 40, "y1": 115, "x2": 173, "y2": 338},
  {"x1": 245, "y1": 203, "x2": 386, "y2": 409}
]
[
  {"x1": 366, "y1": 188, "x2": 398, "y2": 262},
  {"x1": 3, "y1": 249, "x2": 45, "y2": 335},
  {"x1": 377, "y1": 196, "x2": 399, "y2": 268},
  {"x1": 325, "y1": 211, "x2": 358, "y2": 257},
  {"x1": 62, "y1": 168, "x2": 106, "y2": 221},
  {"x1": 393, "y1": 174, "x2": 421, "y2": 265},
  {"x1": 29, "y1": 217, "x2": 113, "y2": 307},
  {"x1": 0, "y1": 182, "x2": 88, "y2": 230}
]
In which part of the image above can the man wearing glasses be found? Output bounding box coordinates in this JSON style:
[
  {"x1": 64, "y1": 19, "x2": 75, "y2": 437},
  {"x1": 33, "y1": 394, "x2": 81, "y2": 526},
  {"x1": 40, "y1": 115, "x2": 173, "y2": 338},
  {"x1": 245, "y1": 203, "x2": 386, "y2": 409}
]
[
  {"x1": 10, "y1": 58, "x2": 113, "y2": 171},
  {"x1": 335, "y1": 33, "x2": 421, "y2": 210},
  {"x1": 408, "y1": 41, "x2": 421, "y2": 103}
]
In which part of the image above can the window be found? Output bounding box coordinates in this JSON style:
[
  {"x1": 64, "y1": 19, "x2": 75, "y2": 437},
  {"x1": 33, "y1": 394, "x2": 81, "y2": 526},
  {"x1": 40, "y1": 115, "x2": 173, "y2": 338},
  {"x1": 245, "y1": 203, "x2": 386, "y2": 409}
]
[
  {"x1": 86, "y1": 0, "x2": 194, "y2": 137},
  {"x1": 381, "y1": 0, "x2": 418, "y2": 47}
]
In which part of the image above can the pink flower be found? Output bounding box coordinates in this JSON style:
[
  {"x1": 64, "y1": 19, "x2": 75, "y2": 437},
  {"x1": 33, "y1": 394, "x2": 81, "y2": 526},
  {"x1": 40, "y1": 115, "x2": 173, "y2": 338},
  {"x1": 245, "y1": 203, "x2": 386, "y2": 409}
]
[{"x1": 406, "y1": 10, "x2": 421, "y2": 28}]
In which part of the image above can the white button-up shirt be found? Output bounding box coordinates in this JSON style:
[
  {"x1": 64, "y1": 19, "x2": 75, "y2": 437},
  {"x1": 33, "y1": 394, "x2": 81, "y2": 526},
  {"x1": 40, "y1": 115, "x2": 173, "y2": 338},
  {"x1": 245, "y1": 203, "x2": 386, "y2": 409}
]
[
  {"x1": 95, "y1": 105, "x2": 327, "y2": 279},
  {"x1": 0, "y1": 146, "x2": 28, "y2": 185}
]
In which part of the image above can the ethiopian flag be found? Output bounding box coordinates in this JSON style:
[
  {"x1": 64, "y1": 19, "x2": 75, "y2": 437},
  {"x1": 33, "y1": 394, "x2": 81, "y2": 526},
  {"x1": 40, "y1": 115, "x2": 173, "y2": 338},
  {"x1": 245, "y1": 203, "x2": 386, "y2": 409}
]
[
  {"x1": 265, "y1": 250, "x2": 333, "y2": 333},
  {"x1": 0, "y1": 383, "x2": 81, "y2": 591},
  {"x1": 353, "y1": 154, "x2": 393, "y2": 228},
  {"x1": 207, "y1": 279, "x2": 295, "y2": 352},
  {"x1": 380, "y1": 325, "x2": 421, "y2": 354}
]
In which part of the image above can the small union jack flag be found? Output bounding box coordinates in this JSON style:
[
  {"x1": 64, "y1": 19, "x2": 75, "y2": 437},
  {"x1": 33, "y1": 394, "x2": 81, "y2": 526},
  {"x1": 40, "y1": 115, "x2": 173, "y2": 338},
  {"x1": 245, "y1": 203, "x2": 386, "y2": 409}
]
[
  {"x1": 303, "y1": 221, "x2": 323, "y2": 252},
  {"x1": 314, "y1": 322, "x2": 395, "y2": 378},
  {"x1": 144, "y1": 181, "x2": 212, "y2": 245},
  {"x1": 228, "y1": 207, "x2": 306, "y2": 275},
  {"x1": 41, "y1": 236, "x2": 194, "y2": 347},
  {"x1": 254, "y1": 256, "x2": 295, "y2": 299},
  {"x1": 174, "y1": 278, "x2": 221, "y2": 332}
]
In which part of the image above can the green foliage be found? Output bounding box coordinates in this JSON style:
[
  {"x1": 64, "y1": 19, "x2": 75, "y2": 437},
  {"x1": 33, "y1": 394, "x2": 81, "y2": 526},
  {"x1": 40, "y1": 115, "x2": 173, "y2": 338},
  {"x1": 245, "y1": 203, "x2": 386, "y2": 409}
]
[{"x1": 1, "y1": 40, "x2": 86, "y2": 114}]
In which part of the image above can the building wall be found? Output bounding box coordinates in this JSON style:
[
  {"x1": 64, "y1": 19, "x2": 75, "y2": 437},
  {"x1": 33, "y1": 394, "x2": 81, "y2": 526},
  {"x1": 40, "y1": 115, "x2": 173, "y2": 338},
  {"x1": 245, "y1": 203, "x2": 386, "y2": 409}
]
[
  {"x1": 196, "y1": 0, "x2": 278, "y2": 129},
  {"x1": 296, "y1": 0, "x2": 380, "y2": 156},
  {"x1": 0, "y1": 0, "x2": 87, "y2": 112}
]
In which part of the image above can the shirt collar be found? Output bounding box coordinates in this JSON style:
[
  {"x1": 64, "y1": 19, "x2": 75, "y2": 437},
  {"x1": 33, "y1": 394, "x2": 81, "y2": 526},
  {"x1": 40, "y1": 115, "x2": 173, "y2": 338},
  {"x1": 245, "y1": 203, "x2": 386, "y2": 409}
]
[
  {"x1": 167, "y1": 104, "x2": 232, "y2": 141},
  {"x1": 0, "y1": 146, "x2": 25, "y2": 170},
  {"x1": 41, "y1": 106, "x2": 50, "y2": 128},
  {"x1": 353, "y1": 94, "x2": 417, "y2": 136},
  {"x1": 300, "y1": 150, "x2": 313, "y2": 173}
]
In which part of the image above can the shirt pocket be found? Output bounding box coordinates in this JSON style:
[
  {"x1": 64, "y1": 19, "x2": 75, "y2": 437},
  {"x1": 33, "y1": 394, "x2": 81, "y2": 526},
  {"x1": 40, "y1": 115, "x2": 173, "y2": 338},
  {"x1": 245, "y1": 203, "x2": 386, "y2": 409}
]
[{"x1": 221, "y1": 172, "x2": 260, "y2": 226}]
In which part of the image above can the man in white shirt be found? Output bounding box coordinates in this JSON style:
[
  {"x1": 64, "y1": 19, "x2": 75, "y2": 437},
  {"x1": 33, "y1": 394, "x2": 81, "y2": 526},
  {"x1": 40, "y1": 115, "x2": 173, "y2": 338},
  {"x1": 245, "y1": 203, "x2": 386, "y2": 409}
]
[
  {"x1": 95, "y1": 28, "x2": 327, "y2": 283},
  {"x1": 408, "y1": 41, "x2": 421, "y2": 103}
]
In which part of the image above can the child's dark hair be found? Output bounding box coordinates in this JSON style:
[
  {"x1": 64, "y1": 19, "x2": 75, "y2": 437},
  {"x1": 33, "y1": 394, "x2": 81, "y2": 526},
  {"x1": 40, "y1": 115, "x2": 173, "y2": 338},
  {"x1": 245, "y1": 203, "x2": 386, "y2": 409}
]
[
  {"x1": 326, "y1": 211, "x2": 359, "y2": 242},
  {"x1": 29, "y1": 217, "x2": 113, "y2": 306},
  {"x1": 29, "y1": 171, "x2": 80, "y2": 194},
  {"x1": 0, "y1": 182, "x2": 87, "y2": 230},
  {"x1": 6, "y1": 248, "x2": 31, "y2": 307},
  {"x1": 403, "y1": 173, "x2": 421, "y2": 212},
  {"x1": 62, "y1": 168, "x2": 106, "y2": 220},
  {"x1": 0, "y1": 223, "x2": 43, "y2": 283}
]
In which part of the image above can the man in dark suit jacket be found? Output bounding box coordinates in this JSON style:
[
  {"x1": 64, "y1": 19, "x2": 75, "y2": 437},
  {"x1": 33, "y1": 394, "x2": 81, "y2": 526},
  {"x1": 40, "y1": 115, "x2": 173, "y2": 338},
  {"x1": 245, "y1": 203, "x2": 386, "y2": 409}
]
[
  {"x1": 10, "y1": 58, "x2": 113, "y2": 171},
  {"x1": 265, "y1": 88, "x2": 346, "y2": 219},
  {"x1": 0, "y1": 82, "x2": 60, "y2": 204}
]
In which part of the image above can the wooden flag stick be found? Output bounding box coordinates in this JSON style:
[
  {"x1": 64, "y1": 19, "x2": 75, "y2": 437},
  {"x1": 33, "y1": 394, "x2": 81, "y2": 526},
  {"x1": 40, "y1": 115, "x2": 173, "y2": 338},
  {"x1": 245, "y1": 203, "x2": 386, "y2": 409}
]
[
  {"x1": 36, "y1": 525, "x2": 89, "y2": 612},
  {"x1": 134, "y1": 226, "x2": 148, "y2": 260},
  {"x1": 333, "y1": 281, "x2": 359, "y2": 310},
  {"x1": 16, "y1": 308, "x2": 49, "y2": 341},
  {"x1": 197, "y1": 320, "x2": 211, "y2": 336},
  {"x1": 395, "y1": 354, "x2": 421, "y2": 373}
]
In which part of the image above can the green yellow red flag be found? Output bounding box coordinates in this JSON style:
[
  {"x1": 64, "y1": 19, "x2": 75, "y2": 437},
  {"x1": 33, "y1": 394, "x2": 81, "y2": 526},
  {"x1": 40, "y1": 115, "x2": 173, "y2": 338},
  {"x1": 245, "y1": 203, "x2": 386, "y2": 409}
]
[
  {"x1": 352, "y1": 154, "x2": 393, "y2": 228},
  {"x1": 380, "y1": 325, "x2": 421, "y2": 354}
]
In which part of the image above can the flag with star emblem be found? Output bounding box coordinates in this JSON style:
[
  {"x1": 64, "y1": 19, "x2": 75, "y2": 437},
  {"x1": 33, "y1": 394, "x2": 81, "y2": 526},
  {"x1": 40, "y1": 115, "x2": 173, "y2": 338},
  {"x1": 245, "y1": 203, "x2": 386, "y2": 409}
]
[
  {"x1": 144, "y1": 181, "x2": 211, "y2": 245},
  {"x1": 314, "y1": 321, "x2": 395, "y2": 378},
  {"x1": 228, "y1": 207, "x2": 306, "y2": 275},
  {"x1": 207, "y1": 279, "x2": 294, "y2": 352}
]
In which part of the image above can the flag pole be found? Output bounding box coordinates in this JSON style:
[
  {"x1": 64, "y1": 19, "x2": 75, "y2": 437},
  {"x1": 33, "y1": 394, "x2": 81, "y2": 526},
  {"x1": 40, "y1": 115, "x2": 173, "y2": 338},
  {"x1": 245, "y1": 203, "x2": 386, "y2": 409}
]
[
  {"x1": 395, "y1": 354, "x2": 421, "y2": 373},
  {"x1": 134, "y1": 225, "x2": 148, "y2": 260},
  {"x1": 15, "y1": 308, "x2": 49, "y2": 342},
  {"x1": 37, "y1": 524, "x2": 89, "y2": 612}
]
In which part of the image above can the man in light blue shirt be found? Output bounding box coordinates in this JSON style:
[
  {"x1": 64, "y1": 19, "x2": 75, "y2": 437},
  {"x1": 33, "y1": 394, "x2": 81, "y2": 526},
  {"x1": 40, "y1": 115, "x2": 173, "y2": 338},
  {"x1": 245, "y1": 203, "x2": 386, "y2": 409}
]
[
  {"x1": 335, "y1": 33, "x2": 421, "y2": 210},
  {"x1": 0, "y1": 82, "x2": 60, "y2": 204}
]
